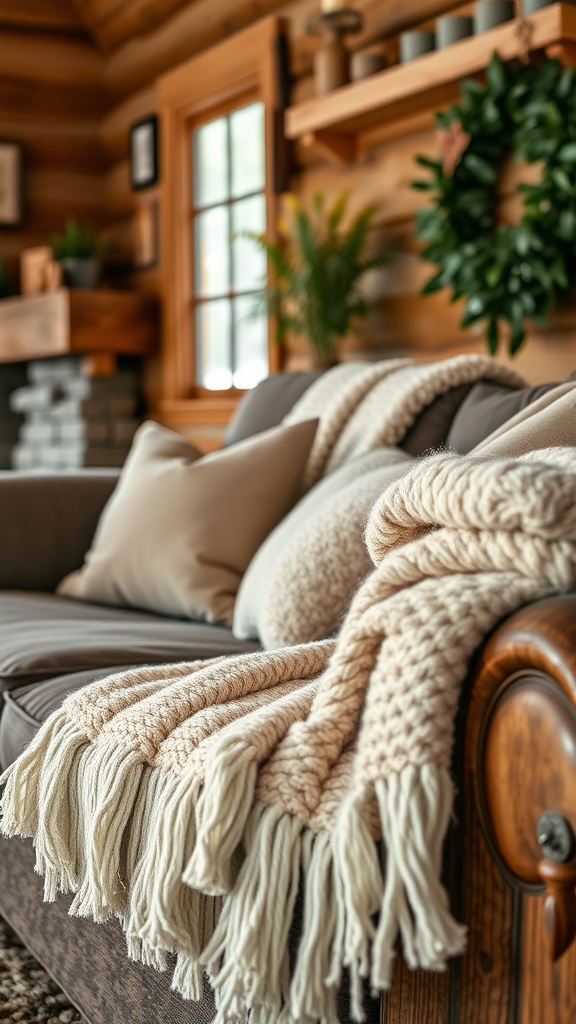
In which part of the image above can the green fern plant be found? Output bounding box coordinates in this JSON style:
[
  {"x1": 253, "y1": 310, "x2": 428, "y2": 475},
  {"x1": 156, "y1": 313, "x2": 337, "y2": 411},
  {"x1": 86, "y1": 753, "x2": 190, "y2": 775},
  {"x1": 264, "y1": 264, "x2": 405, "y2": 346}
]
[
  {"x1": 50, "y1": 219, "x2": 110, "y2": 260},
  {"x1": 248, "y1": 191, "x2": 396, "y2": 364}
]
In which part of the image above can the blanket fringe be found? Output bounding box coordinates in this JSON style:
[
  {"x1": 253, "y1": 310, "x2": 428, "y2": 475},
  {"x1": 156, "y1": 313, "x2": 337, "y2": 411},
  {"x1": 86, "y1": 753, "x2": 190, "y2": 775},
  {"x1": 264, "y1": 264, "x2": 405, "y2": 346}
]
[
  {"x1": 172, "y1": 952, "x2": 204, "y2": 1001},
  {"x1": 69, "y1": 744, "x2": 144, "y2": 921},
  {"x1": 372, "y1": 765, "x2": 467, "y2": 989},
  {"x1": 200, "y1": 803, "x2": 302, "y2": 1024},
  {"x1": 330, "y1": 789, "x2": 383, "y2": 1021},
  {"x1": 0, "y1": 716, "x2": 90, "y2": 901},
  {"x1": 289, "y1": 830, "x2": 339, "y2": 1024},
  {"x1": 184, "y1": 738, "x2": 258, "y2": 896},
  {"x1": 128, "y1": 767, "x2": 220, "y2": 960}
]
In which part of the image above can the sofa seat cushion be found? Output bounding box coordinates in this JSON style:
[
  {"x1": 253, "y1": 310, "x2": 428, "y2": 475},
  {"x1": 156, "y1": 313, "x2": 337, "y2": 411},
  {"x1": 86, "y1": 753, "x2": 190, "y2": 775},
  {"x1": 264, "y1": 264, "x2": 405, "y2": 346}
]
[
  {"x1": 0, "y1": 591, "x2": 259, "y2": 692},
  {"x1": 0, "y1": 665, "x2": 137, "y2": 770}
]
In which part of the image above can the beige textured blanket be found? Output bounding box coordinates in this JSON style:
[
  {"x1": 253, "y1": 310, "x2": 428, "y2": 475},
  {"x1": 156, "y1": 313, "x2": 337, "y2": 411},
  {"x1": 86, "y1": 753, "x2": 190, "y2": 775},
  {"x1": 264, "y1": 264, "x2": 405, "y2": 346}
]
[
  {"x1": 284, "y1": 354, "x2": 523, "y2": 487},
  {"x1": 3, "y1": 441, "x2": 576, "y2": 1024}
]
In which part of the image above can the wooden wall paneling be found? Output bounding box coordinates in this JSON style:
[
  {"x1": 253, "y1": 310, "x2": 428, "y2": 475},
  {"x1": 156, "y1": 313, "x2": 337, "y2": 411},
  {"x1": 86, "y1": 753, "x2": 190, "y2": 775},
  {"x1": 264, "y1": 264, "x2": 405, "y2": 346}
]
[
  {"x1": 0, "y1": 119, "x2": 106, "y2": 175},
  {"x1": 101, "y1": 159, "x2": 135, "y2": 220},
  {"x1": 103, "y1": 0, "x2": 293, "y2": 97},
  {"x1": 70, "y1": 0, "x2": 204, "y2": 51},
  {"x1": 0, "y1": 0, "x2": 86, "y2": 34},
  {"x1": 0, "y1": 30, "x2": 103, "y2": 87},
  {"x1": 25, "y1": 168, "x2": 103, "y2": 226},
  {"x1": 101, "y1": 85, "x2": 157, "y2": 162},
  {"x1": 0, "y1": 75, "x2": 107, "y2": 122}
]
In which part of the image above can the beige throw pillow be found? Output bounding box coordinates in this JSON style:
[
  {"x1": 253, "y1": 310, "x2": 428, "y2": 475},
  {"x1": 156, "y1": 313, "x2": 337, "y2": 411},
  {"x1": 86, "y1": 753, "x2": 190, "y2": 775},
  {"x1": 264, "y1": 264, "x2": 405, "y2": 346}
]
[
  {"x1": 57, "y1": 418, "x2": 318, "y2": 625},
  {"x1": 233, "y1": 448, "x2": 415, "y2": 649}
]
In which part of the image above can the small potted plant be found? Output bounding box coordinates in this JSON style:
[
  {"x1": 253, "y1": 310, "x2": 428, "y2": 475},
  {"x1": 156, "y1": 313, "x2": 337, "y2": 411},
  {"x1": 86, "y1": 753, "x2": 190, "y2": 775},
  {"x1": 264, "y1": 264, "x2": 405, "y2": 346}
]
[
  {"x1": 50, "y1": 219, "x2": 110, "y2": 289},
  {"x1": 248, "y1": 190, "x2": 396, "y2": 366}
]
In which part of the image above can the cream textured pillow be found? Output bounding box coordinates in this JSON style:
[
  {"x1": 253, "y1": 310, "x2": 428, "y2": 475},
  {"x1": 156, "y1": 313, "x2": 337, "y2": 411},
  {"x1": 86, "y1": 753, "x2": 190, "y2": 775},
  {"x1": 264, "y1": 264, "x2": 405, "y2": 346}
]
[
  {"x1": 57, "y1": 418, "x2": 318, "y2": 625},
  {"x1": 233, "y1": 448, "x2": 415, "y2": 648}
]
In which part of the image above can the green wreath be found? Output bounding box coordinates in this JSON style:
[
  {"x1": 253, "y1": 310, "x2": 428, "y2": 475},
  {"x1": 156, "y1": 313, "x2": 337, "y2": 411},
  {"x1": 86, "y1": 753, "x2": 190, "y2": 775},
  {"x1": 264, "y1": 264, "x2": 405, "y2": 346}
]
[{"x1": 413, "y1": 54, "x2": 576, "y2": 356}]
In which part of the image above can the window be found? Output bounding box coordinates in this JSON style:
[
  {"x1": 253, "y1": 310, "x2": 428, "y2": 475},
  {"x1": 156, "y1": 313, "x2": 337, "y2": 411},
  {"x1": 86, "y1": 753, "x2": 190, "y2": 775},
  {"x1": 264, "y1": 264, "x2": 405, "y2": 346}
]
[
  {"x1": 192, "y1": 101, "x2": 268, "y2": 390},
  {"x1": 157, "y1": 17, "x2": 284, "y2": 427}
]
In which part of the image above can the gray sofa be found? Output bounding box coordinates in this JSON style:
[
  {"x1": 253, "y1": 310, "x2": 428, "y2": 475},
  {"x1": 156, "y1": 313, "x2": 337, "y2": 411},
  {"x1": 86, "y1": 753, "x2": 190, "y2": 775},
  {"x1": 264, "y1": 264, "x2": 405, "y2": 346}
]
[{"x1": 0, "y1": 367, "x2": 567, "y2": 1024}]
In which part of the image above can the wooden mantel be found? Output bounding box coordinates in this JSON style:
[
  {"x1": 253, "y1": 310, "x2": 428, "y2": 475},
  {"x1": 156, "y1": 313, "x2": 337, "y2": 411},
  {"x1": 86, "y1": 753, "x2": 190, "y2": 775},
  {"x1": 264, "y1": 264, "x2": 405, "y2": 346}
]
[
  {"x1": 0, "y1": 289, "x2": 158, "y2": 375},
  {"x1": 285, "y1": 2, "x2": 576, "y2": 162}
]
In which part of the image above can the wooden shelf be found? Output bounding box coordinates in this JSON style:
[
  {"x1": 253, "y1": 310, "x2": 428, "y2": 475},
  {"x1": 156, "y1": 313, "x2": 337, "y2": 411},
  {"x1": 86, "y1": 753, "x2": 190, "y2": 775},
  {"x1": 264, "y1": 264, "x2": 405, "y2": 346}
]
[
  {"x1": 0, "y1": 289, "x2": 158, "y2": 374},
  {"x1": 285, "y1": 2, "x2": 576, "y2": 163}
]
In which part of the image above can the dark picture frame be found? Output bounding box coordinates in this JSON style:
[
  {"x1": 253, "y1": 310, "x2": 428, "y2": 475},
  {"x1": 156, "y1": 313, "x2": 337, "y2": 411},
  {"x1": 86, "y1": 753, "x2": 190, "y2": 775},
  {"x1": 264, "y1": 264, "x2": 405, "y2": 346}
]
[
  {"x1": 130, "y1": 115, "x2": 159, "y2": 190},
  {"x1": 0, "y1": 140, "x2": 23, "y2": 228}
]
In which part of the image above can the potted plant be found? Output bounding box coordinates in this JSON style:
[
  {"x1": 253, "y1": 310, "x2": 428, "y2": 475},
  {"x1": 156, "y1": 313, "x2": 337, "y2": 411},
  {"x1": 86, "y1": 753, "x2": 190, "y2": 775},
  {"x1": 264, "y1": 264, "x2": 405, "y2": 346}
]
[
  {"x1": 249, "y1": 190, "x2": 396, "y2": 366},
  {"x1": 50, "y1": 219, "x2": 110, "y2": 289}
]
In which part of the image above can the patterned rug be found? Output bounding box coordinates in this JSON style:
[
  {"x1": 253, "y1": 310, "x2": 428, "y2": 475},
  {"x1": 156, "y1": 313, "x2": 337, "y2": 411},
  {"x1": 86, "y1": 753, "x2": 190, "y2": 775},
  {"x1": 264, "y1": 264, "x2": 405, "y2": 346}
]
[{"x1": 0, "y1": 916, "x2": 83, "y2": 1024}]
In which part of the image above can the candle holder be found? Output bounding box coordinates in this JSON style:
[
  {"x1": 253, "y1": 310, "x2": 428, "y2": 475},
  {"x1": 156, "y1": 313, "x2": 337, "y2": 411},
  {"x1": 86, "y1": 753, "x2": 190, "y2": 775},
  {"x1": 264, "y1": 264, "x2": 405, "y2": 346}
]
[{"x1": 306, "y1": 10, "x2": 364, "y2": 95}]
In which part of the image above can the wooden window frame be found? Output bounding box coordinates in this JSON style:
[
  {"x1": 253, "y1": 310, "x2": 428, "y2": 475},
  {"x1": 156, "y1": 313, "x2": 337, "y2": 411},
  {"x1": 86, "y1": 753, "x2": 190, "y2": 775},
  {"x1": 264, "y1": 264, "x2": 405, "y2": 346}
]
[{"x1": 157, "y1": 17, "x2": 284, "y2": 426}]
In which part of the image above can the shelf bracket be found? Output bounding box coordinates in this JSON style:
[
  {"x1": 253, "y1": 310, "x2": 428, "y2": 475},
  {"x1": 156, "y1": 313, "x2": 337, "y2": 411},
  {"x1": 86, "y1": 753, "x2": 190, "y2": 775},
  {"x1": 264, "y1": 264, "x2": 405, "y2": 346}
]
[
  {"x1": 545, "y1": 41, "x2": 576, "y2": 65},
  {"x1": 301, "y1": 129, "x2": 357, "y2": 165}
]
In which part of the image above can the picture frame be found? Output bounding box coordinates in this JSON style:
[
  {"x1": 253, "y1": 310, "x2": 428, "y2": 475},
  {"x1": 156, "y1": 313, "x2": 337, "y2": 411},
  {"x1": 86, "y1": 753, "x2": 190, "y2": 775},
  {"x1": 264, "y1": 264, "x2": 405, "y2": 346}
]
[
  {"x1": 130, "y1": 115, "x2": 158, "y2": 190},
  {"x1": 132, "y1": 196, "x2": 159, "y2": 269},
  {"x1": 0, "y1": 140, "x2": 23, "y2": 227}
]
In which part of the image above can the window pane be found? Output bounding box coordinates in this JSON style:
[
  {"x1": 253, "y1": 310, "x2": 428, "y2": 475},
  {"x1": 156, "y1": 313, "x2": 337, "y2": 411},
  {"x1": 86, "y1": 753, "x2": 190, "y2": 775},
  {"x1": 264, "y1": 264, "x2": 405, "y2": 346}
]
[
  {"x1": 194, "y1": 118, "x2": 228, "y2": 207},
  {"x1": 195, "y1": 206, "x2": 230, "y2": 298},
  {"x1": 232, "y1": 195, "x2": 266, "y2": 293},
  {"x1": 233, "y1": 295, "x2": 268, "y2": 389},
  {"x1": 196, "y1": 300, "x2": 232, "y2": 390},
  {"x1": 230, "y1": 103, "x2": 265, "y2": 198}
]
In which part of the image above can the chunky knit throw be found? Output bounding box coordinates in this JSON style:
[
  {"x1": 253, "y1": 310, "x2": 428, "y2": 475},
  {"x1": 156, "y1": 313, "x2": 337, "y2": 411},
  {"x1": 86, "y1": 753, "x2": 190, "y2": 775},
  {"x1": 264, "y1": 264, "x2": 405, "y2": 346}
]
[{"x1": 3, "y1": 358, "x2": 576, "y2": 1024}]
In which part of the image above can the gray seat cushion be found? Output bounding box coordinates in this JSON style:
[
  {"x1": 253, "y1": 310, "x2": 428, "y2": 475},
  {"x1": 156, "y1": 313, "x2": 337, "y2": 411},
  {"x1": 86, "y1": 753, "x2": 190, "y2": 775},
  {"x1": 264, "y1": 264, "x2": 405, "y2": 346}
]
[
  {"x1": 0, "y1": 591, "x2": 259, "y2": 692},
  {"x1": 1, "y1": 666, "x2": 136, "y2": 770}
]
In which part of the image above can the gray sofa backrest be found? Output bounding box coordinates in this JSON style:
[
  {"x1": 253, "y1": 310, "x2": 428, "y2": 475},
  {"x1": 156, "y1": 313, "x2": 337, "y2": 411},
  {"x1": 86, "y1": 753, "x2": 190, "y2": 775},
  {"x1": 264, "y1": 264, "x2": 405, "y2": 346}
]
[{"x1": 225, "y1": 368, "x2": 565, "y2": 455}]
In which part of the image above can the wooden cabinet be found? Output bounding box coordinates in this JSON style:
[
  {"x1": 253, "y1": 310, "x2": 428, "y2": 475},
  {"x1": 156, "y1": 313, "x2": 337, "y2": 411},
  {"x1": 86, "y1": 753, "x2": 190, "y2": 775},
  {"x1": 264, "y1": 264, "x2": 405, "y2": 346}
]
[
  {"x1": 285, "y1": 3, "x2": 576, "y2": 163},
  {"x1": 0, "y1": 289, "x2": 158, "y2": 375}
]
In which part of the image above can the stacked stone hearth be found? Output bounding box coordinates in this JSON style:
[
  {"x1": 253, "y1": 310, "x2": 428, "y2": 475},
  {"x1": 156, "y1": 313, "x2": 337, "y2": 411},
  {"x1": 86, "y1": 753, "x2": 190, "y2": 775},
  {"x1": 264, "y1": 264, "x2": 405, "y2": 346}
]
[{"x1": 10, "y1": 357, "x2": 142, "y2": 470}]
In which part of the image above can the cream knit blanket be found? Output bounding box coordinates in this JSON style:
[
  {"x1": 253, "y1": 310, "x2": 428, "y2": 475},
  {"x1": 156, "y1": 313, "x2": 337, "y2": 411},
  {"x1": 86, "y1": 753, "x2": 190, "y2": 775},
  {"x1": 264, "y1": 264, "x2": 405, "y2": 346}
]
[
  {"x1": 284, "y1": 354, "x2": 524, "y2": 488},
  {"x1": 3, "y1": 444, "x2": 576, "y2": 1024}
]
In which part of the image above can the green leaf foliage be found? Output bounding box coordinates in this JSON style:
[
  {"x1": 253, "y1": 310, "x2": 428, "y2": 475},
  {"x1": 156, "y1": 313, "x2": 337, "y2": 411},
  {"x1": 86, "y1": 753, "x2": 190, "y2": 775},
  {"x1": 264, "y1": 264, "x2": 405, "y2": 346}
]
[
  {"x1": 412, "y1": 54, "x2": 576, "y2": 357},
  {"x1": 246, "y1": 191, "x2": 397, "y2": 361},
  {"x1": 51, "y1": 219, "x2": 111, "y2": 260}
]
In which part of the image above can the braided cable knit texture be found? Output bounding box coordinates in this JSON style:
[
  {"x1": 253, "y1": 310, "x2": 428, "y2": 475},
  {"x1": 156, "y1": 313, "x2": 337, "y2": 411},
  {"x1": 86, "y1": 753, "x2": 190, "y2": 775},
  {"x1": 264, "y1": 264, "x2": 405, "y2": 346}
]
[
  {"x1": 3, "y1": 392, "x2": 576, "y2": 1024},
  {"x1": 284, "y1": 354, "x2": 524, "y2": 488}
]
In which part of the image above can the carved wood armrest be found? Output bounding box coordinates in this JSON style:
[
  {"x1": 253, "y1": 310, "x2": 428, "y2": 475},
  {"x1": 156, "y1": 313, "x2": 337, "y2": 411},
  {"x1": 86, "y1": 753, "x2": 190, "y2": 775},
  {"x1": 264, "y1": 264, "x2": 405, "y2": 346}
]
[{"x1": 466, "y1": 595, "x2": 576, "y2": 961}]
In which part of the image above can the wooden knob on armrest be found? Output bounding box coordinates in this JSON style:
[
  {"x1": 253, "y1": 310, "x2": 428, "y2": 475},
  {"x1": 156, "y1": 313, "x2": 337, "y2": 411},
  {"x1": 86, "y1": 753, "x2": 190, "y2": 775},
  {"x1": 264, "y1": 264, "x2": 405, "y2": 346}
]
[{"x1": 537, "y1": 858, "x2": 576, "y2": 962}]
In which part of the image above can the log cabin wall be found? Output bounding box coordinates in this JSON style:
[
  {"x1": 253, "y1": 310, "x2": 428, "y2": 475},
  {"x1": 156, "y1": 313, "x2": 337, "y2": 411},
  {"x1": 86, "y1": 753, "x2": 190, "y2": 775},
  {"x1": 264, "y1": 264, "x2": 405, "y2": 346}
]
[
  {"x1": 96, "y1": 0, "x2": 576, "y2": 395},
  {"x1": 0, "y1": 1, "x2": 107, "y2": 281},
  {"x1": 3, "y1": 0, "x2": 576, "y2": 418}
]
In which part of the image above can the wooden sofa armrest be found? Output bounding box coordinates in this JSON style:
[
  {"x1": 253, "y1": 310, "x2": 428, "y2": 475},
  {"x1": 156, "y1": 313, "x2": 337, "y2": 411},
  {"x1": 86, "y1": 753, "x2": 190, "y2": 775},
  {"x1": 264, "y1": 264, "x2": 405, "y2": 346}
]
[
  {"x1": 0, "y1": 469, "x2": 119, "y2": 592},
  {"x1": 464, "y1": 594, "x2": 576, "y2": 1014},
  {"x1": 381, "y1": 595, "x2": 576, "y2": 1024}
]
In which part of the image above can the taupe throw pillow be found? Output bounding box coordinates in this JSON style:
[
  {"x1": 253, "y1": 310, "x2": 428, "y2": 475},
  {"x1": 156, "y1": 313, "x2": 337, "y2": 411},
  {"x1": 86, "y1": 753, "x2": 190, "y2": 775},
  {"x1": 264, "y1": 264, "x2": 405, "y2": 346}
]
[
  {"x1": 57, "y1": 418, "x2": 318, "y2": 625},
  {"x1": 471, "y1": 382, "x2": 576, "y2": 457},
  {"x1": 233, "y1": 448, "x2": 415, "y2": 648}
]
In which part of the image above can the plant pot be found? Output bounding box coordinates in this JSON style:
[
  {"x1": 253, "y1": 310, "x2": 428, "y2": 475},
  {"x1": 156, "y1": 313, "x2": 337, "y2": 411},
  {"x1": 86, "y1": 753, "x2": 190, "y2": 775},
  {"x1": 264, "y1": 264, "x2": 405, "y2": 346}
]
[{"x1": 60, "y1": 258, "x2": 100, "y2": 289}]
